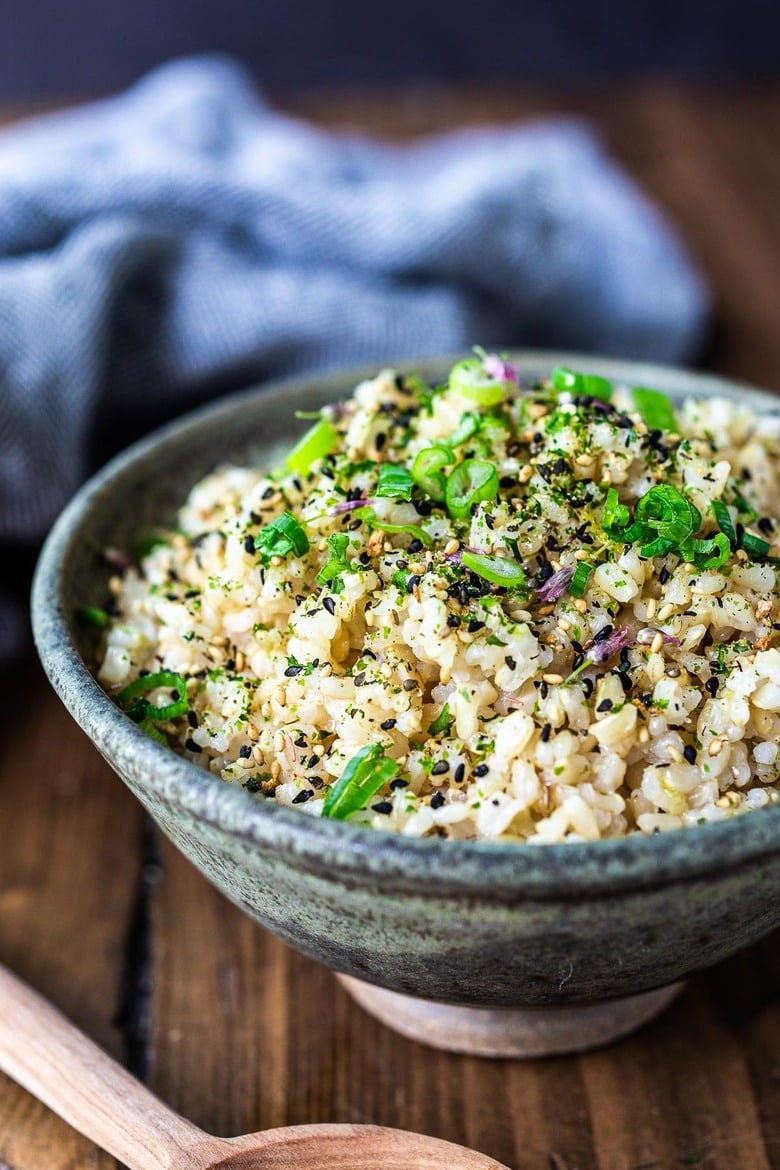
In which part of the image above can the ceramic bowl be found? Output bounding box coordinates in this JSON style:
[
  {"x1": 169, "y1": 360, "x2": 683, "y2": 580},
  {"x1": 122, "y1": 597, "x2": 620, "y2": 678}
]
[{"x1": 32, "y1": 352, "x2": 780, "y2": 1057}]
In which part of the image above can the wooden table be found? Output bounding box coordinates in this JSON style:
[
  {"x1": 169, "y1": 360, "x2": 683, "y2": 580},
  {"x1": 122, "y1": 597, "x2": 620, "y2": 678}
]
[{"x1": 1, "y1": 84, "x2": 779, "y2": 1170}]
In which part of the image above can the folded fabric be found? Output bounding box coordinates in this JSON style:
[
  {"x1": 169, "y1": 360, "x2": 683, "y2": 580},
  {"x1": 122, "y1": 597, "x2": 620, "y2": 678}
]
[{"x1": 0, "y1": 56, "x2": 707, "y2": 654}]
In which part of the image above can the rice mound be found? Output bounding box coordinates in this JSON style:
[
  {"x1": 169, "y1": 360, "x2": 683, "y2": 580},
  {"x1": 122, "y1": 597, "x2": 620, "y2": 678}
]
[{"x1": 97, "y1": 358, "x2": 780, "y2": 842}]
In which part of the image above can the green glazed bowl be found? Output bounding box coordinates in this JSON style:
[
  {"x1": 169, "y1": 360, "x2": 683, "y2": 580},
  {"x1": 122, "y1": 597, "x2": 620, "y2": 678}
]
[{"x1": 32, "y1": 352, "x2": 780, "y2": 1055}]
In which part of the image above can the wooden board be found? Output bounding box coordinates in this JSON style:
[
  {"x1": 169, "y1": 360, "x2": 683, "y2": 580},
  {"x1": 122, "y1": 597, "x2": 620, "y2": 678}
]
[{"x1": 1, "y1": 83, "x2": 779, "y2": 1170}]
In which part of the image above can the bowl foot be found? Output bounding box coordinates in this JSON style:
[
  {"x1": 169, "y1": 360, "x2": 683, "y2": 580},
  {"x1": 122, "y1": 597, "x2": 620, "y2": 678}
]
[{"x1": 337, "y1": 975, "x2": 685, "y2": 1058}]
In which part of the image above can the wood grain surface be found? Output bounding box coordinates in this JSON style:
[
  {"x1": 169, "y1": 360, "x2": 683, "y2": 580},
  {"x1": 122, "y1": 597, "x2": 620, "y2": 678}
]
[{"x1": 1, "y1": 83, "x2": 779, "y2": 1170}]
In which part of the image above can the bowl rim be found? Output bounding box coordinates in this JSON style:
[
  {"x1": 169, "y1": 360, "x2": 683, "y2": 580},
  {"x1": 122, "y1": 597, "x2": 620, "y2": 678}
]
[{"x1": 31, "y1": 349, "x2": 780, "y2": 898}]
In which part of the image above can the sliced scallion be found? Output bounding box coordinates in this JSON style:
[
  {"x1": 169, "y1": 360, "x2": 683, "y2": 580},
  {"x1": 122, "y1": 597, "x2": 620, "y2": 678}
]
[
  {"x1": 412, "y1": 446, "x2": 452, "y2": 502},
  {"x1": 679, "y1": 533, "x2": 731, "y2": 569},
  {"x1": 602, "y1": 487, "x2": 630, "y2": 533},
  {"x1": 116, "y1": 670, "x2": 189, "y2": 724},
  {"x1": 632, "y1": 387, "x2": 677, "y2": 432},
  {"x1": 76, "y1": 605, "x2": 110, "y2": 629},
  {"x1": 445, "y1": 412, "x2": 481, "y2": 448},
  {"x1": 316, "y1": 533, "x2": 351, "y2": 586},
  {"x1": 741, "y1": 532, "x2": 771, "y2": 560},
  {"x1": 634, "y1": 485, "x2": 700, "y2": 545},
  {"x1": 448, "y1": 358, "x2": 508, "y2": 407},
  {"x1": 460, "y1": 551, "x2": 526, "y2": 588},
  {"x1": 254, "y1": 512, "x2": 309, "y2": 563},
  {"x1": 427, "y1": 703, "x2": 453, "y2": 736},
  {"x1": 285, "y1": 418, "x2": 338, "y2": 476},
  {"x1": 445, "y1": 459, "x2": 499, "y2": 520},
  {"x1": 569, "y1": 562, "x2": 594, "y2": 597},
  {"x1": 375, "y1": 464, "x2": 413, "y2": 500},
  {"x1": 710, "y1": 499, "x2": 737, "y2": 547},
  {"x1": 356, "y1": 508, "x2": 432, "y2": 546},
  {"x1": 552, "y1": 366, "x2": 612, "y2": 402},
  {"x1": 321, "y1": 744, "x2": 400, "y2": 820}
]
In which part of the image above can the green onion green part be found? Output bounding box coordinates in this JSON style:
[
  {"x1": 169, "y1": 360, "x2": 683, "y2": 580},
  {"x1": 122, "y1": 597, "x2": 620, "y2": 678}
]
[
  {"x1": 445, "y1": 459, "x2": 499, "y2": 520},
  {"x1": 460, "y1": 551, "x2": 526, "y2": 588},
  {"x1": 255, "y1": 512, "x2": 310, "y2": 563},
  {"x1": 448, "y1": 358, "x2": 508, "y2": 407},
  {"x1": 412, "y1": 446, "x2": 453, "y2": 502},
  {"x1": 741, "y1": 532, "x2": 771, "y2": 559},
  {"x1": 76, "y1": 605, "x2": 110, "y2": 629},
  {"x1": 602, "y1": 487, "x2": 630, "y2": 533},
  {"x1": 316, "y1": 533, "x2": 351, "y2": 586},
  {"x1": 116, "y1": 670, "x2": 189, "y2": 725},
  {"x1": 375, "y1": 464, "x2": 414, "y2": 500},
  {"x1": 286, "y1": 418, "x2": 338, "y2": 476},
  {"x1": 632, "y1": 387, "x2": 677, "y2": 432},
  {"x1": 356, "y1": 509, "x2": 433, "y2": 546},
  {"x1": 711, "y1": 499, "x2": 737, "y2": 547},
  {"x1": 569, "y1": 562, "x2": 594, "y2": 597},
  {"x1": 321, "y1": 744, "x2": 400, "y2": 819},
  {"x1": 552, "y1": 366, "x2": 613, "y2": 402},
  {"x1": 679, "y1": 533, "x2": 731, "y2": 569},
  {"x1": 445, "y1": 412, "x2": 481, "y2": 448},
  {"x1": 427, "y1": 703, "x2": 453, "y2": 736}
]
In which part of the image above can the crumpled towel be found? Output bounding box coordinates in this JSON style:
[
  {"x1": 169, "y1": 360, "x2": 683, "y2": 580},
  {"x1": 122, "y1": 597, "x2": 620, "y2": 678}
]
[{"x1": 0, "y1": 56, "x2": 707, "y2": 653}]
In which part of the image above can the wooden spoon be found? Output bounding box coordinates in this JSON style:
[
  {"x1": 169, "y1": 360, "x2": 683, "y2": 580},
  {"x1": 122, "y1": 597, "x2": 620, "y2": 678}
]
[{"x1": 0, "y1": 963, "x2": 510, "y2": 1169}]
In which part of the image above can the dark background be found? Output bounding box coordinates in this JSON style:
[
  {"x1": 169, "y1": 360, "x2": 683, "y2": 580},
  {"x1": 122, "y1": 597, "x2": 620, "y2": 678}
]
[{"x1": 1, "y1": 0, "x2": 779, "y2": 95}]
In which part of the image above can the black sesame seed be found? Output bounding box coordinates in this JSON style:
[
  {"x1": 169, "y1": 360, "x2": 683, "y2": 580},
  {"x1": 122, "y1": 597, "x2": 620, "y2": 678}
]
[
  {"x1": 348, "y1": 518, "x2": 362, "y2": 531},
  {"x1": 447, "y1": 613, "x2": 461, "y2": 628},
  {"x1": 505, "y1": 655, "x2": 517, "y2": 670},
  {"x1": 185, "y1": 738, "x2": 202, "y2": 753},
  {"x1": 705, "y1": 676, "x2": 720, "y2": 696},
  {"x1": 454, "y1": 763, "x2": 466, "y2": 783},
  {"x1": 473, "y1": 763, "x2": 489, "y2": 777},
  {"x1": 375, "y1": 432, "x2": 386, "y2": 451},
  {"x1": 582, "y1": 677, "x2": 595, "y2": 698},
  {"x1": 371, "y1": 800, "x2": 393, "y2": 814},
  {"x1": 284, "y1": 665, "x2": 303, "y2": 677},
  {"x1": 597, "y1": 698, "x2": 613, "y2": 712},
  {"x1": 225, "y1": 658, "x2": 235, "y2": 672},
  {"x1": 683, "y1": 745, "x2": 697, "y2": 764},
  {"x1": 323, "y1": 597, "x2": 336, "y2": 615},
  {"x1": 540, "y1": 723, "x2": 551, "y2": 742},
  {"x1": 430, "y1": 791, "x2": 445, "y2": 809},
  {"x1": 408, "y1": 538, "x2": 424, "y2": 554},
  {"x1": 307, "y1": 754, "x2": 319, "y2": 769},
  {"x1": 540, "y1": 681, "x2": 549, "y2": 699},
  {"x1": 431, "y1": 760, "x2": 450, "y2": 775},
  {"x1": 403, "y1": 678, "x2": 418, "y2": 692},
  {"x1": 292, "y1": 789, "x2": 313, "y2": 804},
  {"x1": 538, "y1": 561, "x2": 554, "y2": 582},
  {"x1": 294, "y1": 733, "x2": 308, "y2": 747},
  {"x1": 389, "y1": 777, "x2": 408, "y2": 790},
  {"x1": 262, "y1": 486, "x2": 275, "y2": 500},
  {"x1": 618, "y1": 672, "x2": 633, "y2": 694},
  {"x1": 659, "y1": 566, "x2": 670, "y2": 585},
  {"x1": 594, "y1": 625, "x2": 614, "y2": 644},
  {"x1": 187, "y1": 710, "x2": 198, "y2": 728},
  {"x1": 467, "y1": 619, "x2": 485, "y2": 633},
  {"x1": 244, "y1": 534, "x2": 255, "y2": 554},
  {"x1": 758, "y1": 516, "x2": 774, "y2": 535},
  {"x1": 239, "y1": 744, "x2": 252, "y2": 759},
  {"x1": 359, "y1": 551, "x2": 370, "y2": 565},
  {"x1": 380, "y1": 718, "x2": 397, "y2": 730},
  {"x1": 414, "y1": 500, "x2": 433, "y2": 516},
  {"x1": 499, "y1": 475, "x2": 515, "y2": 489}
]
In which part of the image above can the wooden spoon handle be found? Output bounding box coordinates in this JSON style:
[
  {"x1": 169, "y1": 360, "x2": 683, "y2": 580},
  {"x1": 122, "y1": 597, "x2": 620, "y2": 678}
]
[{"x1": 0, "y1": 963, "x2": 210, "y2": 1170}]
